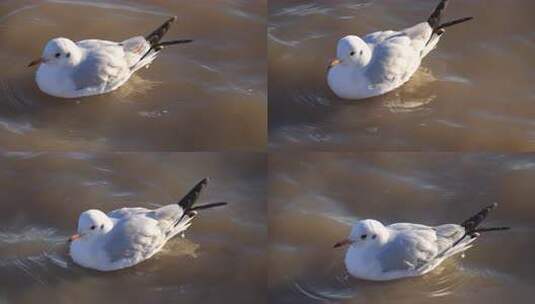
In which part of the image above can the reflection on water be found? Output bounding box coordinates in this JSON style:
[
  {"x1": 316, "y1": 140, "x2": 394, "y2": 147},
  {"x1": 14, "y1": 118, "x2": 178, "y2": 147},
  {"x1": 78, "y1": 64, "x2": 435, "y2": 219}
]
[
  {"x1": 382, "y1": 68, "x2": 437, "y2": 114},
  {"x1": 290, "y1": 258, "x2": 472, "y2": 303},
  {"x1": 0, "y1": 152, "x2": 267, "y2": 304},
  {"x1": 269, "y1": 0, "x2": 535, "y2": 150},
  {"x1": 268, "y1": 153, "x2": 535, "y2": 303},
  {"x1": 0, "y1": 0, "x2": 266, "y2": 151}
]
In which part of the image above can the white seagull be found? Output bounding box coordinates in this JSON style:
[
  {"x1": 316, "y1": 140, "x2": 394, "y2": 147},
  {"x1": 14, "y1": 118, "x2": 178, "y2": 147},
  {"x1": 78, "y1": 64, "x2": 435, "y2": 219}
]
[
  {"x1": 327, "y1": 0, "x2": 473, "y2": 100},
  {"x1": 334, "y1": 203, "x2": 509, "y2": 281},
  {"x1": 28, "y1": 16, "x2": 192, "y2": 98},
  {"x1": 68, "y1": 178, "x2": 227, "y2": 271}
]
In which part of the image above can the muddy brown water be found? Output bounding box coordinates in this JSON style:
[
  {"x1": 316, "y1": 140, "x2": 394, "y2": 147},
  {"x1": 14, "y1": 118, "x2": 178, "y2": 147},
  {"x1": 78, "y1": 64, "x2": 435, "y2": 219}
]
[
  {"x1": 269, "y1": 0, "x2": 535, "y2": 151},
  {"x1": 268, "y1": 153, "x2": 535, "y2": 303},
  {"x1": 1, "y1": 0, "x2": 535, "y2": 303},
  {"x1": 0, "y1": 0, "x2": 266, "y2": 151},
  {"x1": 0, "y1": 152, "x2": 267, "y2": 304}
]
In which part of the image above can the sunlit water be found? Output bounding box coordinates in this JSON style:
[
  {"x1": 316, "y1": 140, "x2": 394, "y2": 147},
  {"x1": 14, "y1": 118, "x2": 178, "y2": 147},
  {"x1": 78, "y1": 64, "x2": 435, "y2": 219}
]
[
  {"x1": 268, "y1": 153, "x2": 535, "y2": 303},
  {"x1": 0, "y1": 152, "x2": 267, "y2": 303},
  {"x1": 268, "y1": 0, "x2": 535, "y2": 151},
  {"x1": 0, "y1": 0, "x2": 266, "y2": 151}
]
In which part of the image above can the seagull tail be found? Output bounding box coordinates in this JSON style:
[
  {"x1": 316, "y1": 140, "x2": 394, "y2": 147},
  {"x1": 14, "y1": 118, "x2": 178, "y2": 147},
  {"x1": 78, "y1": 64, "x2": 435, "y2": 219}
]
[
  {"x1": 172, "y1": 178, "x2": 227, "y2": 228},
  {"x1": 437, "y1": 17, "x2": 474, "y2": 31},
  {"x1": 176, "y1": 178, "x2": 210, "y2": 212},
  {"x1": 427, "y1": 0, "x2": 449, "y2": 30},
  {"x1": 427, "y1": 0, "x2": 473, "y2": 34},
  {"x1": 189, "y1": 202, "x2": 228, "y2": 211},
  {"x1": 434, "y1": 203, "x2": 508, "y2": 261},
  {"x1": 146, "y1": 16, "x2": 177, "y2": 46},
  {"x1": 461, "y1": 203, "x2": 510, "y2": 236},
  {"x1": 473, "y1": 226, "x2": 511, "y2": 233},
  {"x1": 136, "y1": 17, "x2": 193, "y2": 65}
]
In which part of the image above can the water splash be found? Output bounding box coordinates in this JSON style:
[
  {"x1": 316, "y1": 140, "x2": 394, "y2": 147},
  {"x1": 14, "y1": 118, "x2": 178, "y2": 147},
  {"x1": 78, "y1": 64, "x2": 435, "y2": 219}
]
[
  {"x1": 0, "y1": 226, "x2": 64, "y2": 245},
  {"x1": 0, "y1": 226, "x2": 73, "y2": 286},
  {"x1": 382, "y1": 67, "x2": 437, "y2": 113}
]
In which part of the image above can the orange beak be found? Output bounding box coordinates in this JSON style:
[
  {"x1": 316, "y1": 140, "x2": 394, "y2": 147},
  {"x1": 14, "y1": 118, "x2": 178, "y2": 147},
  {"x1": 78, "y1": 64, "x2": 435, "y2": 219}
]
[
  {"x1": 333, "y1": 238, "x2": 354, "y2": 248},
  {"x1": 28, "y1": 57, "x2": 45, "y2": 67},
  {"x1": 328, "y1": 58, "x2": 341, "y2": 71},
  {"x1": 68, "y1": 234, "x2": 81, "y2": 243}
]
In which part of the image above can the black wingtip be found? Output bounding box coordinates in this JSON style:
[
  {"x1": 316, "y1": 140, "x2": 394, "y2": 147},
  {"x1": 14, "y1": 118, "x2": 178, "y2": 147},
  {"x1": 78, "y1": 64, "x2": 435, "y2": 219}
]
[
  {"x1": 146, "y1": 16, "x2": 178, "y2": 46},
  {"x1": 155, "y1": 39, "x2": 193, "y2": 47},
  {"x1": 461, "y1": 203, "x2": 501, "y2": 232},
  {"x1": 190, "y1": 202, "x2": 228, "y2": 211},
  {"x1": 438, "y1": 16, "x2": 474, "y2": 30},
  {"x1": 177, "y1": 178, "x2": 210, "y2": 210},
  {"x1": 427, "y1": 0, "x2": 449, "y2": 29},
  {"x1": 474, "y1": 226, "x2": 510, "y2": 233}
]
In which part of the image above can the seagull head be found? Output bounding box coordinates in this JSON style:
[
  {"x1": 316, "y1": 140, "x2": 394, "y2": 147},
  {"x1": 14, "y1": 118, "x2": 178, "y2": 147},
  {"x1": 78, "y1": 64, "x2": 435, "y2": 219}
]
[
  {"x1": 334, "y1": 219, "x2": 388, "y2": 249},
  {"x1": 29, "y1": 37, "x2": 81, "y2": 68},
  {"x1": 328, "y1": 35, "x2": 372, "y2": 71},
  {"x1": 69, "y1": 209, "x2": 112, "y2": 243}
]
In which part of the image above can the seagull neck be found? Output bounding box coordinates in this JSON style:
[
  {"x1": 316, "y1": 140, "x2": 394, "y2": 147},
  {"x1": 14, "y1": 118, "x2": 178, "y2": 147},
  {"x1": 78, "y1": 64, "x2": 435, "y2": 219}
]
[
  {"x1": 375, "y1": 230, "x2": 391, "y2": 246},
  {"x1": 69, "y1": 48, "x2": 83, "y2": 65}
]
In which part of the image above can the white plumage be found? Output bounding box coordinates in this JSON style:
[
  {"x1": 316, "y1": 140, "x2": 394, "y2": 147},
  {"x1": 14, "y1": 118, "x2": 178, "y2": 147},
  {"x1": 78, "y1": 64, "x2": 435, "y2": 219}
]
[
  {"x1": 327, "y1": 0, "x2": 473, "y2": 100},
  {"x1": 334, "y1": 204, "x2": 508, "y2": 281},
  {"x1": 68, "y1": 178, "x2": 226, "y2": 271},
  {"x1": 29, "y1": 17, "x2": 192, "y2": 98}
]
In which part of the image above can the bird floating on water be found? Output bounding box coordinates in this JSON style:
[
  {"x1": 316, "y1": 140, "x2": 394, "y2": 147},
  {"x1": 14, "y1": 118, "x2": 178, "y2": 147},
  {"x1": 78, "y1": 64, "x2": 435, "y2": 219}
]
[
  {"x1": 28, "y1": 16, "x2": 192, "y2": 98},
  {"x1": 327, "y1": 0, "x2": 473, "y2": 100},
  {"x1": 334, "y1": 203, "x2": 509, "y2": 281},
  {"x1": 68, "y1": 178, "x2": 226, "y2": 271}
]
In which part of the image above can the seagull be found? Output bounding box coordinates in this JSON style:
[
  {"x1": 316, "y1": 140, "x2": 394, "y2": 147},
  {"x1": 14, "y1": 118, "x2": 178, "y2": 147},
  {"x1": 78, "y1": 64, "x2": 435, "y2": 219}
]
[
  {"x1": 333, "y1": 203, "x2": 509, "y2": 281},
  {"x1": 28, "y1": 16, "x2": 192, "y2": 98},
  {"x1": 68, "y1": 178, "x2": 227, "y2": 271},
  {"x1": 327, "y1": 0, "x2": 473, "y2": 100}
]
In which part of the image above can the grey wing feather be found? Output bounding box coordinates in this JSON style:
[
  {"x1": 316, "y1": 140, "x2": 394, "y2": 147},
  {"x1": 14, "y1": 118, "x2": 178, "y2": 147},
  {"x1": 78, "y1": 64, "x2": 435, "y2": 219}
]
[
  {"x1": 151, "y1": 204, "x2": 183, "y2": 222},
  {"x1": 389, "y1": 223, "x2": 434, "y2": 231},
  {"x1": 379, "y1": 223, "x2": 466, "y2": 273},
  {"x1": 363, "y1": 30, "x2": 403, "y2": 45},
  {"x1": 77, "y1": 39, "x2": 118, "y2": 50},
  {"x1": 120, "y1": 36, "x2": 151, "y2": 68},
  {"x1": 433, "y1": 224, "x2": 466, "y2": 253},
  {"x1": 71, "y1": 55, "x2": 106, "y2": 89},
  {"x1": 401, "y1": 22, "x2": 433, "y2": 43},
  {"x1": 377, "y1": 236, "x2": 428, "y2": 272},
  {"x1": 104, "y1": 223, "x2": 138, "y2": 263},
  {"x1": 71, "y1": 53, "x2": 125, "y2": 90},
  {"x1": 107, "y1": 207, "x2": 150, "y2": 219},
  {"x1": 108, "y1": 205, "x2": 182, "y2": 222},
  {"x1": 378, "y1": 227, "x2": 437, "y2": 272},
  {"x1": 103, "y1": 217, "x2": 161, "y2": 263},
  {"x1": 364, "y1": 34, "x2": 413, "y2": 85}
]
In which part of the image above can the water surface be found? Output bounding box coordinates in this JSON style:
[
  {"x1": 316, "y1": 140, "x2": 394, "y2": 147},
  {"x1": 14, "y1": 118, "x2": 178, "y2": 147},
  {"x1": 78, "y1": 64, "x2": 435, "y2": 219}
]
[
  {"x1": 268, "y1": 153, "x2": 535, "y2": 303},
  {"x1": 0, "y1": 0, "x2": 266, "y2": 151},
  {"x1": 0, "y1": 152, "x2": 267, "y2": 303},
  {"x1": 269, "y1": 0, "x2": 535, "y2": 151}
]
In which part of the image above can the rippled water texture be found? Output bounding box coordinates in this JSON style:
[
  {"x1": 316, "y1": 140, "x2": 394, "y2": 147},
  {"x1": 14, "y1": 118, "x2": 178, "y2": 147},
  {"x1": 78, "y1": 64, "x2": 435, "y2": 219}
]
[
  {"x1": 268, "y1": 153, "x2": 535, "y2": 303},
  {"x1": 269, "y1": 0, "x2": 535, "y2": 150},
  {"x1": 0, "y1": 152, "x2": 267, "y2": 303},
  {"x1": 0, "y1": 0, "x2": 266, "y2": 151}
]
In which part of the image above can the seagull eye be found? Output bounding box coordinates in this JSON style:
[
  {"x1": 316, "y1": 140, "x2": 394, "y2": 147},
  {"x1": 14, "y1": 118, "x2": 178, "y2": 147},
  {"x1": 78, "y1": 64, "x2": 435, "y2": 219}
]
[
  {"x1": 372, "y1": 234, "x2": 377, "y2": 239},
  {"x1": 361, "y1": 234, "x2": 367, "y2": 240},
  {"x1": 100, "y1": 224, "x2": 104, "y2": 230},
  {"x1": 360, "y1": 50, "x2": 363, "y2": 55},
  {"x1": 350, "y1": 51, "x2": 355, "y2": 56},
  {"x1": 90, "y1": 225, "x2": 96, "y2": 230},
  {"x1": 55, "y1": 52, "x2": 61, "y2": 58},
  {"x1": 66, "y1": 52, "x2": 71, "y2": 58}
]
